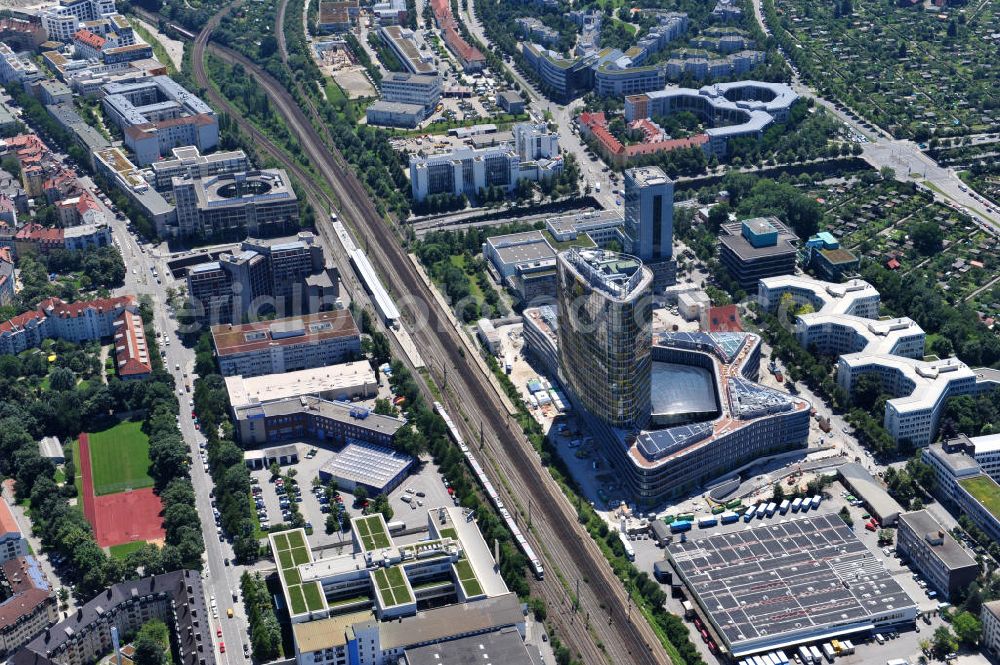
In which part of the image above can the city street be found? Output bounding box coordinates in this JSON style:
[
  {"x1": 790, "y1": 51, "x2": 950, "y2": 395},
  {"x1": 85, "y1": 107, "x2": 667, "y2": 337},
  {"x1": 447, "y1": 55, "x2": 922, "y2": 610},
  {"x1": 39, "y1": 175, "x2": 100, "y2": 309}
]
[{"x1": 106, "y1": 212, "x2": 251, "y2": 665}]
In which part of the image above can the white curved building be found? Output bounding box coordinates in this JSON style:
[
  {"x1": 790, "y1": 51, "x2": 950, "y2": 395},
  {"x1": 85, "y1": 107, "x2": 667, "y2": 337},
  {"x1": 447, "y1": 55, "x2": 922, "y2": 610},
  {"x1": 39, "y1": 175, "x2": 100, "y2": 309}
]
[
  {"x1": 759, "y1": 274, "x2": 1000, "y2": 447},
  {"x1": 624, "y1": 81, "x2": 798, "y2": 156}
]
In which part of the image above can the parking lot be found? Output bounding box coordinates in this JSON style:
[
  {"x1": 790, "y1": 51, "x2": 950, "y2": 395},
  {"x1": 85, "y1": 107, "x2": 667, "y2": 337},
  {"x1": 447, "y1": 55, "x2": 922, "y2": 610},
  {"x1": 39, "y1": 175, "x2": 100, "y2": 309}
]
[{"x1": 248, "y1": 447, "x2": 457, "y2": 550}]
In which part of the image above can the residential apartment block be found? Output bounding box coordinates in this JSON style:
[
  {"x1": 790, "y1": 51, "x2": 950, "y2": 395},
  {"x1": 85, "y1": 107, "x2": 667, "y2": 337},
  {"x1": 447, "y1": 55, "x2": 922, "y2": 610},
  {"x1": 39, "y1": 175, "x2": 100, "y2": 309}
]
[
  {"x1": 112, "y1": 308, "x2": 152, "y2": 380},
  {"x1": 0, "y1": 295, "x2": 138, "y2": 356},
  {"x1": 983, "y1": 601, "x2": 1000, "y2": 659},
  {"x1": 0, "y1": 556, "x2": 58, "y2": 658},
  {"x1": 10, "y1": 570, "x2": 214, "y2": 665},
  {"x1": 0, "y1": 502, "x2": 28, "y2": 565},
  {"x1": 39, "y1": 0, "x2": 117, "y2": 42},
  {"x1": 211, "y1": 310, "x2": 361, "y2": 377}
]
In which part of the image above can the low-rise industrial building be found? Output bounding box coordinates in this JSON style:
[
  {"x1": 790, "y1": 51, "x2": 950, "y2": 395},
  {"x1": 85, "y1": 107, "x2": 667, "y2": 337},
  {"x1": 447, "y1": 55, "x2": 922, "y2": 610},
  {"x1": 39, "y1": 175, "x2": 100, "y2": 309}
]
[
  {"x1": 318, "y1": 441, "x2": 414, "y2": 495},
  {"x1": 837, "y1": 462, "x2": 904, "y2": 527},
  {"x1": 211, "y1": 310, "x2": 361, "y2": 377},
  {"x1": 225, "y1": 360, "x2": 377, "y2": 410},
  {"x1": 366, "y1": 100, "x2": 424, "y2": 128},
  {"x1": 896, "y1": 509, "x2": 977, "y2": 601},
  {"x1": 233, "y1": 395, "x2": 404, "y2": 447}
]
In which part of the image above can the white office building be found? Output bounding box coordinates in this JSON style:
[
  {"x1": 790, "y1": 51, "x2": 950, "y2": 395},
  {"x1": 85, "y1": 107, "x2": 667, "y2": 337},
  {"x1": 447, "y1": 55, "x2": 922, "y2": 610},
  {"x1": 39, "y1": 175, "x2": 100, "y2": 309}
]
[
  {"x1": 380, "y1": 72, "x2": 441, "y2": 115},
  {"x1": 40, "y1": 0, "x2": 117, "y2": 41},
  {"x1": 622, "y1": 166, "x2": 674, "y2": 288}
]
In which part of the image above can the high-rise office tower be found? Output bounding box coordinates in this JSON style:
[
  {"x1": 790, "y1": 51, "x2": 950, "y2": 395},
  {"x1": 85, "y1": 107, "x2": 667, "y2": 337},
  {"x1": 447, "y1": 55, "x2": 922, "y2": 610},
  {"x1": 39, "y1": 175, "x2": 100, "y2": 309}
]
[
  {"x1": 556, "y1": 248, "x2": 653, "y2": 429},
  {"x1": 622, "y1": 166, "x2": 675, "y2": 289}
]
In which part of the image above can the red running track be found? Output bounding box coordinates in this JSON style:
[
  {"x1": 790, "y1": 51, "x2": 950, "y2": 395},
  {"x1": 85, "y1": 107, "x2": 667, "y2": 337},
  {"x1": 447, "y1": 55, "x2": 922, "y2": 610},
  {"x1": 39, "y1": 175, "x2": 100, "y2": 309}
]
[{"x1": 78, "y1": 433, "x2": 165, "y2": 549}]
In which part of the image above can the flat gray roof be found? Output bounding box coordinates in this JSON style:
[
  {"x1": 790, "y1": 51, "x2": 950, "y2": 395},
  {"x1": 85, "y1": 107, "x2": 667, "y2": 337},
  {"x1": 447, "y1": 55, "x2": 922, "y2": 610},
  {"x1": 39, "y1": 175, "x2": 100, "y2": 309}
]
[
  {"x1": 898, "y1": 510, "x2": 977, "y2": 571},
  {"x1": 320, "y1": 441, "x2": 413, "y2": 489},
  {"x1": 488, "y1": 231, "x2": 556, "y2": 267},
  {"x1": 925, "y1": 443, "x2": 980, "y2": 474},
  {"x1": 838, "y1": 462, "x2": 904, "y2": 523},
  {"x1": 367, "y1": 100, "x2": 424, "y2": 114},
  {"x1": 669, "y1": 514, "x2": 915, "y2": 656},
  {"x1": 403, "y1": 627, "x2": 534, "y2": 665}
]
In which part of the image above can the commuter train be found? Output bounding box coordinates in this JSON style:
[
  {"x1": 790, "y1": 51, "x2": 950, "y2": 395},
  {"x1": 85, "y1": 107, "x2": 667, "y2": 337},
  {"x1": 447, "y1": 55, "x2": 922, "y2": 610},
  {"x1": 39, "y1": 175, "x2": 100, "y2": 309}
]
[{"x1": 433, "y1": 401, "x2": 544, "y2": 580}]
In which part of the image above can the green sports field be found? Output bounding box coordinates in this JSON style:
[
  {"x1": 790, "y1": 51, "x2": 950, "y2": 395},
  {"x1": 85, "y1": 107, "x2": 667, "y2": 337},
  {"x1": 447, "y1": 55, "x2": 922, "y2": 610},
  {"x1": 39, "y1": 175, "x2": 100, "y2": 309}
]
[{"x1": 88, "y1": 421, "x2": 154, "y2": 496}]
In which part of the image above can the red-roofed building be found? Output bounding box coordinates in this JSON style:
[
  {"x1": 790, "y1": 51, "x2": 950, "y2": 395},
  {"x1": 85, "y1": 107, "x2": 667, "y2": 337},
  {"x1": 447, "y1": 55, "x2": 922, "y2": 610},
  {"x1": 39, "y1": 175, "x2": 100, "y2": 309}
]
[
  {"x1": 72, "y1": 29, "x2": 107, "y2": 59},
  {"x1": 56, "y1": 190, "x2": 103, "y2": 228},
  {"x1": 428, "y1": 0, "x2": 484, "y2": 71},
  {"x1": 0, "y1": 555, "x2": 58, "y2": 656},
  {"x1": 886, "y1": 257, "x2": 901, "y2": 270},
  {"x1": 113, "y1": 309, "x2": 152, "y2": 380},
  {"x1": 13, "y1": 224, "x2": 62, "y2": 257},
  {"x1": 704, "y1": 304, "x2": 743, "y2": 332},
  {"x1": 578, "y1": 111, "x2": 710, "y2": 167},
  {"x1": 0, "y1": 295, "x2": 138, "y2": 355},
  {"x1": 0, "y1": 501, "x2": 26, "y2": 564}
]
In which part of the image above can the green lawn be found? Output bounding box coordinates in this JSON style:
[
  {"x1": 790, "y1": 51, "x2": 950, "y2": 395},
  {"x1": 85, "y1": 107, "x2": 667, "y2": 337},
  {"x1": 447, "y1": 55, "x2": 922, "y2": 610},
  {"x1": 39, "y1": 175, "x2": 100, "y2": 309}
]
[
  {"x1": 87, "y1": 421, "x2": 153, "y2": 496},
  {"x1": 324, "y1": 81, "x2": 347, "y2": 105},
  {"x1": 109, "y1": 540, "x2": 147, "y2": 559},
  {"x1": 959, "y1": 475, "x2": 1000, "y2": 520}
]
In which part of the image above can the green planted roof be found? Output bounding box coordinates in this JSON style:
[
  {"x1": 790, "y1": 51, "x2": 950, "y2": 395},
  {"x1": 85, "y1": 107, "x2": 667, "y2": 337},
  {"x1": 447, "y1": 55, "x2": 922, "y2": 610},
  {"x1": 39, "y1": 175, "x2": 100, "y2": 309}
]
[
  {"x1": 272, "y1": 528, "x2": 324, "y2": 616},
  {"x1": 373, "y1": 566, "x2": 412, "y2": 607},
  {"x1": 354, "y1": 515, "x2": 392, "y2": 551},
  {"x1": 454, "y1": 558, "x2": 483, "y2": 598}
]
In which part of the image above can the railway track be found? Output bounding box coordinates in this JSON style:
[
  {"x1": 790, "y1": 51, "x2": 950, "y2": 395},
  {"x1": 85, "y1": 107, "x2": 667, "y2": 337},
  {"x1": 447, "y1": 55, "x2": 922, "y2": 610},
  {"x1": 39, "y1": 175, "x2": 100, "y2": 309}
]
[{"x1": 185, "y1": 6, "x2": 671, "y2": 663}]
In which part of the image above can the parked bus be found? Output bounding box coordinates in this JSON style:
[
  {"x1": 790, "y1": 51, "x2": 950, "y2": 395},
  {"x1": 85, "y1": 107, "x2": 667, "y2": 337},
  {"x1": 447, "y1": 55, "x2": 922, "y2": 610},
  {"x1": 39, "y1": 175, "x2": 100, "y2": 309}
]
[
  {"x1": 765, "y1": 502, "x2": 778, "y2": 517},
  {"x1": 791, "y1": 497, "x2": 803, "y2": 512},
  {"x1": 743, "y1": 505, "x2": 758, "y2": 522},
  {"x1": 779, "y1": 499, "x2": 791, "y2": 514},
  {"x1": 670, "y1": 520, "x2": 693, "y2": 533}
]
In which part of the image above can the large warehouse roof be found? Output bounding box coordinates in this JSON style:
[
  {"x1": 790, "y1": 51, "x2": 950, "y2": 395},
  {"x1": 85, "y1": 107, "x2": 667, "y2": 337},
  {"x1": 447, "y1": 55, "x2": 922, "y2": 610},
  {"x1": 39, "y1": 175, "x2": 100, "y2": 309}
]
[{"x1": 668, "y1": 514, "x2": 916, "y2": 657}]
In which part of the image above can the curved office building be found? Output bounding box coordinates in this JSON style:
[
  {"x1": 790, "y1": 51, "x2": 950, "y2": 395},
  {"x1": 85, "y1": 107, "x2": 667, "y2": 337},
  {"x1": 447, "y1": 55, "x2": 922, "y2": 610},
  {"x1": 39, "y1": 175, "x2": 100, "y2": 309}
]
[
  {"x1": 556, "y1": 248, "x2": 653, "y2": 429},
  {"x1": 589, "y1": 331, "x2": 811, "y2": 505}
]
